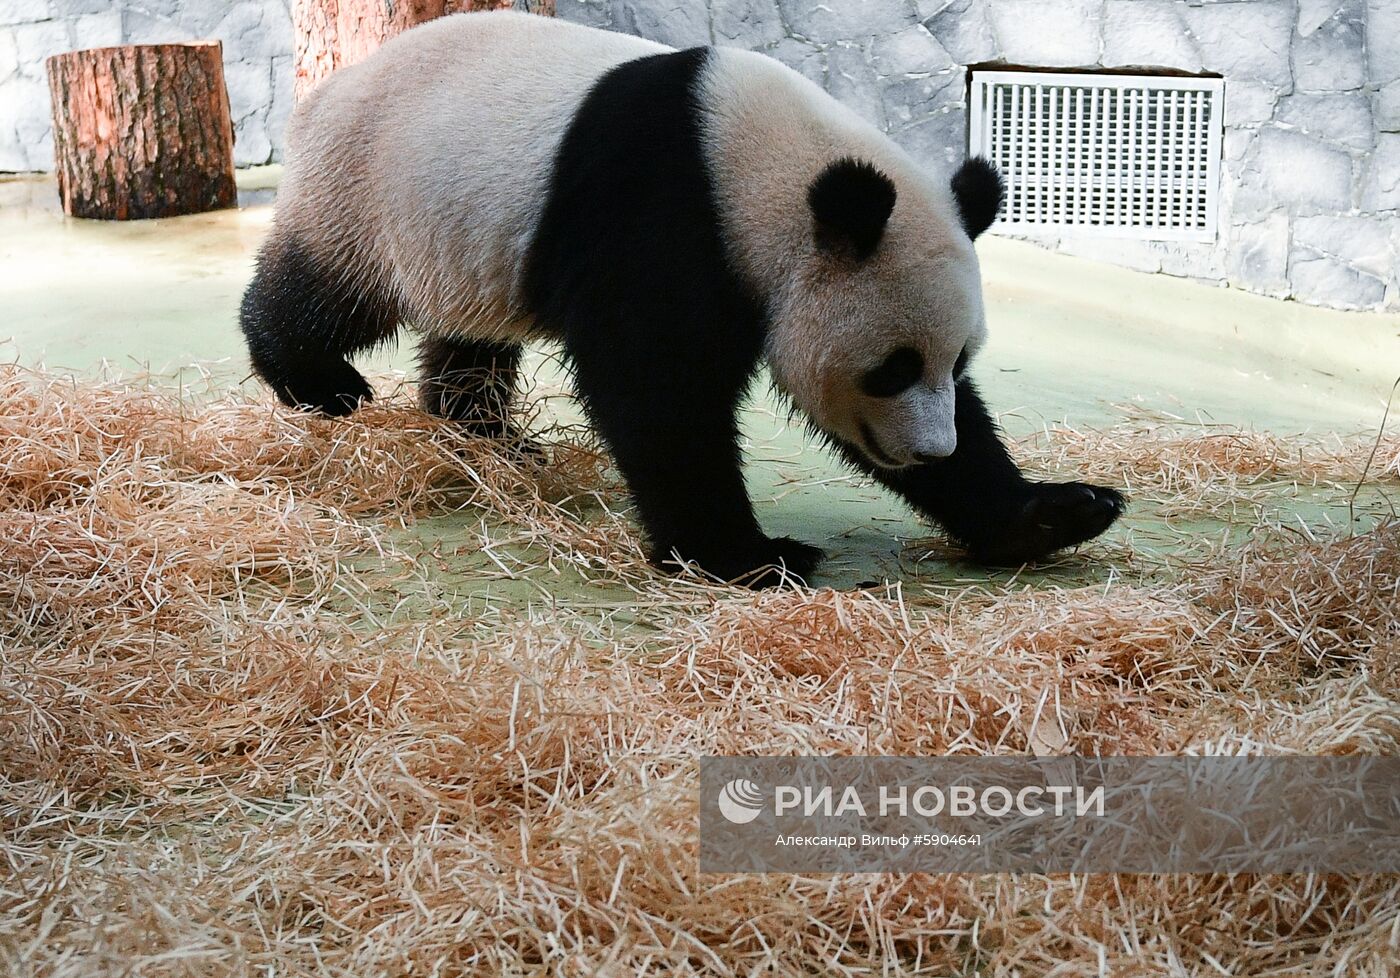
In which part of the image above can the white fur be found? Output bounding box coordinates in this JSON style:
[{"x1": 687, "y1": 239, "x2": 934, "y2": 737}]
[
  {"x1": 698, "y1": 49, "x2": 985, "y2": 465},
  {"x1": 276, "y1": 12, "x2": 664, "y2": 340}
]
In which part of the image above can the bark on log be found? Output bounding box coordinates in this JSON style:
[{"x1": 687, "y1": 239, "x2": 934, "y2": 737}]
[
  {"x1": 46, "y1": 43, "x2": 238, "y2": 221},
  {"x1": 292, "y1": 0, "x2": 555, "y2": 100}
]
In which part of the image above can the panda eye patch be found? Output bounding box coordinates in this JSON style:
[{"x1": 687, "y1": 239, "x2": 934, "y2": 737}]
[{"x1": 861, "y1": 346, "x2": 924, "y2": 398}]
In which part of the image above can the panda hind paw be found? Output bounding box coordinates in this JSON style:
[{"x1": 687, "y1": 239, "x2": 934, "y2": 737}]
[
  {"x1": 271, "y1": 359, "x2": 374, "y2": 417},
  {"x1": 969, "y1": 482, "x2": 1125, "y2": 566}
]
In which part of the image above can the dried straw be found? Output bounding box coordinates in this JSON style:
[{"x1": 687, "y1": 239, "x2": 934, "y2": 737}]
[
  {"x1": 2, "y1": 365, "x2": 1397, "y2": 977},
  {"x1": 1013, "y1": 418, "x2": 1398, "y2": 519}
]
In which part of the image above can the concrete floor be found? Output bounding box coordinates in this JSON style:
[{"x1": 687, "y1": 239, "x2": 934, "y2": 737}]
[{"x1": 3, "y1": 168, "x2": 1398, "y2": 591}]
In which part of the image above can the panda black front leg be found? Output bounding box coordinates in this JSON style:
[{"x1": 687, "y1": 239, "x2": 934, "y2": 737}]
[
  {"x1": 835, "y1": 378, "x2": 1125, "y2": 565},
  {"x1": 563, "y1": 331, "x2": 822, "y2": 588}
]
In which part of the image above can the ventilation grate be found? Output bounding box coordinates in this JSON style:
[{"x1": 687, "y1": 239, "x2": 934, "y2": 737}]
[{"x1": 969, "y1": 70, "x2": 1224, "y2": 240}]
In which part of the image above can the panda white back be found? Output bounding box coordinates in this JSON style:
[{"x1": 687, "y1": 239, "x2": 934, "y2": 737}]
[{"x1": 277, "y1": 12, "x2": 667, "y2": 338}]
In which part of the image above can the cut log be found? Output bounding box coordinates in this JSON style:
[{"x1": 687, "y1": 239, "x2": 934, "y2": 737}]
[
  {"x1": 292, "y1": 0, "x2": 555, "y2": 100},
  {"x1": 46, "y1": 43, "x2": 238, "y2": 221}
]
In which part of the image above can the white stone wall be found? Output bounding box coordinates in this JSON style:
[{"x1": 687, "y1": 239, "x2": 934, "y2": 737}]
[
  {"x1": 1, "y1": 0, "x2": 1395, "y2": 310},
  {"x1": 0, "y1": 0, "x2": 294, "y2": 171}
]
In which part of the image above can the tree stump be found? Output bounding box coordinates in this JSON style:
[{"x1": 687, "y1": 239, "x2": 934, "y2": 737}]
[
  {"x1": 292, "y1": 0, "x2": 555, "y2": 100},
  {"x1": 46, "y1": 43, "x2": 238, "y2": 221}
]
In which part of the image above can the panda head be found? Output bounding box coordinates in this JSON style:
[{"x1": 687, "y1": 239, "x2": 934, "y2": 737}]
[{"x1": 768, "y1": 156, "x2": 1004, "y2": 469}]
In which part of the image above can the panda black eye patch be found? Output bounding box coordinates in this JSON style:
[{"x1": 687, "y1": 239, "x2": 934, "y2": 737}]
[{"x1": 861, "y1": 346, "x2": 924, "y2": 398}]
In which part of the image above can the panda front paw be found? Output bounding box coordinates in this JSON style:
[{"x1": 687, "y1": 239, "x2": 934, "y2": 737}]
[
  {"x1": 968, "y1": 482, "x2": 1125, "y2": 566},
  {"x1": 653, "y1": 535, "x2": 825, "y2": 588}
]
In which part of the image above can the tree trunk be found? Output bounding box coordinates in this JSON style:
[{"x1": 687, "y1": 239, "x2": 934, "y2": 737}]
[
  {"x1": 454, "y1": 0, "x2": 556, "y2": 12},
  {"x1": 46, "y1": 43, "x2": 238, "y2": 221},
  {"x1": 292, "y1": 0, "x2": 555, "y2": 100}
]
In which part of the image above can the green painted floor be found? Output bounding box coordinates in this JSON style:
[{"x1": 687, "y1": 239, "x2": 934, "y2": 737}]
[{"x1": 4, "y1": 168, "x2": 1398, "y2": 596}]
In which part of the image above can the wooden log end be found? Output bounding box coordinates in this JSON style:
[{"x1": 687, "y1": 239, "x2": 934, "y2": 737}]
[{"x1": 46, "y1": 42, "x2": 238, "y2": 221}]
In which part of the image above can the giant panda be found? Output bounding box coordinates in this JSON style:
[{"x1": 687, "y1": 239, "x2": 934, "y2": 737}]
[{"x1": 240, "y1": 11, "x2": 1124, "y2": 587}]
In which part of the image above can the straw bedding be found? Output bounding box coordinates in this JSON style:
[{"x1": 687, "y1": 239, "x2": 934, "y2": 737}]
[{"x1": 2, "y1": 364, "x2": 1397, "y2": 976}]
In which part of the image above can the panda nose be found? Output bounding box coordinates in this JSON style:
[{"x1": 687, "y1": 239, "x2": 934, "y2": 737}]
[{"x1": 911, "y1": 428, "x2": 957, "y2": 463}]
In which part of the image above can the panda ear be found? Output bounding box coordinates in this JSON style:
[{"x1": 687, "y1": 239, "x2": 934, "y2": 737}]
[
  {"x1": 951, "y1": 156, "x2": 1004, "y2": 240},
  {"x1": 807, "y1": 157, "x2": 897, "y2": 262}
]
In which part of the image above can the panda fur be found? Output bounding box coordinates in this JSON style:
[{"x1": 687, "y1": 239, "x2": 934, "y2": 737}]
[{"x1": 240, "y1": 11, "x2": 1124, "y2": 587}]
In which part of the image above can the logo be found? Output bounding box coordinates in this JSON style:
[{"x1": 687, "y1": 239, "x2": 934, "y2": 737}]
[{"x1": 718, "y1": 778, "x2": 765, "y2": 824}]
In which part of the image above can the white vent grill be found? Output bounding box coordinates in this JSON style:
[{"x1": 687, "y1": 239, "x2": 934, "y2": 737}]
[{"x1": 969, "y1": 70, "x2": 1224, "y2": 240}]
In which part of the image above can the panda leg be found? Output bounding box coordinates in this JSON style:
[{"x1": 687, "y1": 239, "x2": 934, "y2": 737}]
[
  {"x1": 564, "y1": 335, "x2": 822, "y2": 588},
  {"x1": 239, "y1": 235, "x2": 395, "y2": 416},
  {"x1": 835, "y1": 378, "x2": 1125, "y2": 564},
  {"x1": 417, "y1": 334, "x2": 521, "y2": 440}
]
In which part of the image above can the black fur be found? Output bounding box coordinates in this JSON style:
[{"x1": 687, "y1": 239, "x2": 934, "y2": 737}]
[
  {"x1": 953, "y1": 344, "x2": 970, "y2": 378},
  {"x1": 524, "y1": 48, "x2": 819, "y2": 587},
  {"x1": 808, "y1": 157, "x2": 898, "y2": 261},
  {"x1": 951, "y1": 157, "x2": 1005, "y2": 240},
  {"x1": 239, "y1": 235, "x2": 396, "y2": 415},
  {"x1": 831, "y1": 379, "x2": 1125, "y2": 564},
  {"x1": 861, "y1": 345, "x2": 924, "y2": 398},
  {"x1": 417, "y1": 334, "x2": 521, "y2": 438}
]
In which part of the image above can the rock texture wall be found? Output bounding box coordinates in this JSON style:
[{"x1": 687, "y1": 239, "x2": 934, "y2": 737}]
[
  {"x1": 2, "y1": 0, "x2": 1395, "y2": 310},
  {"x1": 0, "y1": 0, "x2": 294, "y2": 171},
  {"x1": 560, "y1": 0, "x2": 1399, "y2": 311}
]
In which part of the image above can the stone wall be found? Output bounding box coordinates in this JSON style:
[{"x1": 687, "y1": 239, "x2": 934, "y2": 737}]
[
  {"x1": 2, "y1": 0, "x2": 1396, "y2": 310},
  {"x1": 0, "y1": 0, "x2": 294, "y2": 171}
]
